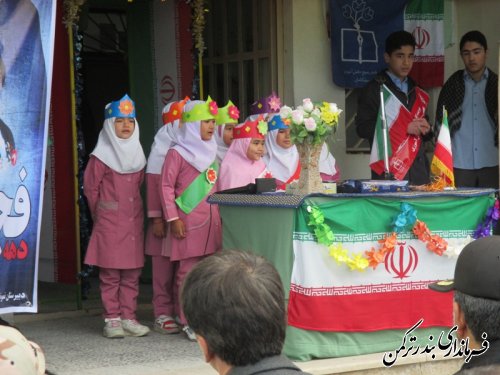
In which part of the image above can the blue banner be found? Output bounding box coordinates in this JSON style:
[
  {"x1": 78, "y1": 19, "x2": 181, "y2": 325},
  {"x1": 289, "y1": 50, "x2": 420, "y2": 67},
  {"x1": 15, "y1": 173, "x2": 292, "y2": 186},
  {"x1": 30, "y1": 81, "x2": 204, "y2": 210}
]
[
  {"x1": 330, "y1": 0, "x2": 409, "y2": 88},
  {"x1": 0, "y1": 0, "x2": 56, "y2": 313}
]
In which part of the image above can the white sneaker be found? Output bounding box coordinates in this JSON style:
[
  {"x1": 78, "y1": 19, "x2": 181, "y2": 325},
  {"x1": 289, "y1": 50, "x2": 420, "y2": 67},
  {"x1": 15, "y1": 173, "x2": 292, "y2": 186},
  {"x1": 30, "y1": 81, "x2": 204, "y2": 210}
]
[
  {"x1": 154, "y1": 315, "x2": 180, "y2": 334},
  {"x1": 121, "y1": 319, "x2": 150, "y2": 337},
  {"x1": 182, "y1": 325, "x2": 197, "y2": 341},
  {"x1": 103, "y1": 319, "x2": 125, "y2": 339}
]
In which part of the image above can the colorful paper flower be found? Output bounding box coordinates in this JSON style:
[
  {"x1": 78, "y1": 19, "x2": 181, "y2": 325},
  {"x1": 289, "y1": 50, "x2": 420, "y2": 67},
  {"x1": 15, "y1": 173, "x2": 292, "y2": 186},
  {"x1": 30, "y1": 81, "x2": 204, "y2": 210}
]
[
  {"x1": 209, "y1": 100, "x2": 218, "y2": 115},
  {"x1": 206, "y1": 168, "x2": 217, "y2": 184},
  {"x1": 365, "y1": 247, "x2": 386, "y2": 269},
  {"x1": 268, "y1": 94, "x2": 281, "y2": 112},
  {"x1": 228, "y1": 105, "x2": 239, "y2": 120},
  {"x1": 346, "y1": 253, "x2": 369, "y2": 271},
  {"x1": 378, "y1": 232, "x2": 397, "y2": 254},
  {"x1": 257, "y1": 120, "x2": 268, "y2": 135},
  {"x1": 119, "y1": 99, "x2": 134, "y2": 116}
]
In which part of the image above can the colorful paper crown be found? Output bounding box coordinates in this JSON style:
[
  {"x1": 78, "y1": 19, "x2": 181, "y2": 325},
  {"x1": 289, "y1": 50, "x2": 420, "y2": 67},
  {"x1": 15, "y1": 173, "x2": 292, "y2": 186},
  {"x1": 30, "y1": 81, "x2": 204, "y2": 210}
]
[
  {"x1": 267, "y1": 114, "x2": 289, "y2": 131},
  {"x1": 249, "y1": 93, "x2": 281, "y2": 115},
  {"x1": 233, "y1": 115, "x2": 268, "y2": 140},
  {"x1": 215, "y1": 100, "x2": 240, "y2": 125},
  {"x1": 182, "y1": 96, "x2": 218, "y2": 122},
  {"x1": 162, "y1": 96, "x2": 190, "y2": 125},
  {"x1": 105, "y1": 94, "x2": 136, "y2": 119}
]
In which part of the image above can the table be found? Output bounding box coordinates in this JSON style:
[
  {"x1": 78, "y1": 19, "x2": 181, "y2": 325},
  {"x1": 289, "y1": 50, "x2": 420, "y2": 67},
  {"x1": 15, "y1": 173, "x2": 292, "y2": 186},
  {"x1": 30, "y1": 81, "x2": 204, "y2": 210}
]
[{"x1": 208, "y1": 189, "x2": 495, "y2": 361}]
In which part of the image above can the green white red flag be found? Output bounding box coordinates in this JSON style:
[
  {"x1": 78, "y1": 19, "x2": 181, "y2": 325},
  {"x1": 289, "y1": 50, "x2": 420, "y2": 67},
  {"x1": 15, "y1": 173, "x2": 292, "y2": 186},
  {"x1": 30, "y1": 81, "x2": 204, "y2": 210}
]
[
  {"x1": 369, "y1": 85, "x2": 428, "y2": 180},
  {"x1": 405, "y1": 0, "x2": 444, "y2": 88},
  {"x1": 431, "y1": 108, "x2": 454, "y2": 186},
  {"x1": 288, "y1": 194, "x2": 493, "y2": 332}
]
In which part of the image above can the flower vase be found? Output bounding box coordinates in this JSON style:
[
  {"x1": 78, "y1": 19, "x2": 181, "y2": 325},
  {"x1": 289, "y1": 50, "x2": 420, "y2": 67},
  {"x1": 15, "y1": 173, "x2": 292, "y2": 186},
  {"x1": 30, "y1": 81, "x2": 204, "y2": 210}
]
[{"x1": 295, "y1": 142, "x2": 324, "y2": 195}]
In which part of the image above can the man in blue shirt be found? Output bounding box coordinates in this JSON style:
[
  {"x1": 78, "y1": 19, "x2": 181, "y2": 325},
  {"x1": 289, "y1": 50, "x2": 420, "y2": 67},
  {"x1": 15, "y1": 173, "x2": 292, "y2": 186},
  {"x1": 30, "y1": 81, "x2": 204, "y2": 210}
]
[{"x1": 435, "y1": 30, "x2": 498, "y2": 188}]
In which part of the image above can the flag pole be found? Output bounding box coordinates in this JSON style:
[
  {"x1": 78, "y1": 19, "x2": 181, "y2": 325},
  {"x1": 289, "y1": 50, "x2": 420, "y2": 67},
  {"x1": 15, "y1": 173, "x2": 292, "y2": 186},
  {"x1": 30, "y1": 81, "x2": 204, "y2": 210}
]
[{"x1": 379, "y1": 85, "x2": 392, "y2": 179}]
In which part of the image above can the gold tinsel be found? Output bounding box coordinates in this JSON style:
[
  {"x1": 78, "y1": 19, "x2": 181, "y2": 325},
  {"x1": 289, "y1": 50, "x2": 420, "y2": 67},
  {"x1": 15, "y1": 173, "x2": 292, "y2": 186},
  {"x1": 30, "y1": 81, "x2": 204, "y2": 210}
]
[
  {"x1": 190, "y1": 0, "x2": 206, "y2": 55},
  {"x1": 63, "y1": 0, "x2": 87, "y2": 28}
]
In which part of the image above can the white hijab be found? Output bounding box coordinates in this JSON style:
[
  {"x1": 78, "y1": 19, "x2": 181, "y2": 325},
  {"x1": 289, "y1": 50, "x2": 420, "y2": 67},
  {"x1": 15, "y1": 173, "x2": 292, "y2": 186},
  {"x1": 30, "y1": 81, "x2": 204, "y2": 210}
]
[
  {"x1": 91, "y1": 116, "x2": 146, "y2": 174},
  {"x1": 172, "y1": 100, "x2": 217, "y2": 172},
  {"x1": 146, "y1": 103, "x2": 180, "y2": 174},
  {"x1": 263, "y1": 129, "x2": 299, "y2": 182},
  {"x1": 320, "y1": 143, "x2": 338, "y2": 176},
  {"x1": 214, "y1": 124, "x2": 230, "y2": 163}
]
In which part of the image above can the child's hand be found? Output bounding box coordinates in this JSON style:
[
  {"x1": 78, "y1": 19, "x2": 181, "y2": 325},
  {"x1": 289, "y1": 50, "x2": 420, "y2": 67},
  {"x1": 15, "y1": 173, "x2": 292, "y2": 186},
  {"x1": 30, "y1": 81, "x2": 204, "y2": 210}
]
[
  {"x1": 152, "y1": 218, "x2": 166, "y2": 238},
  {"x1": 407, "y1": 118, "x2": 430, "y2": 136},
  {"x1": 170, "y1": 219, "x2": 186, "y2": 239}
]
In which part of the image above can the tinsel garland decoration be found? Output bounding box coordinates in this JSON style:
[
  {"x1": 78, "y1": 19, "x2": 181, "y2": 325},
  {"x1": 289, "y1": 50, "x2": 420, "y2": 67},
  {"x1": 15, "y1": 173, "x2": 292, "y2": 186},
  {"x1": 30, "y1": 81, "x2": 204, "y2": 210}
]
[
  {"x1": 306, "y1": 202, "x2": 450, "y2": 272},
  {"x1": 188, "y1": 0, "x2": 206, "y2": 55},
  {"x1": 186, "y1": 0, "x2": 207, "y2": 98},
  {"x1": 473, "y1": 199, "x2": 500, "y2": 239},
  {"x1": 70, "y1": 24, "x2": 93, "y2": 298},
  {"x1": 63, "y1": 0, "x2": 87, "y2": 28}
]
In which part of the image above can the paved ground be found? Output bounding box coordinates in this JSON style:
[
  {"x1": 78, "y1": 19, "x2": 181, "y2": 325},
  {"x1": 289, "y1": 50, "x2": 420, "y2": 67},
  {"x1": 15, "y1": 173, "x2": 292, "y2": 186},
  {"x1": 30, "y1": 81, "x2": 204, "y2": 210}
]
[{"x1": 11, "y1": 280, "x2": 217, "y2": 375}]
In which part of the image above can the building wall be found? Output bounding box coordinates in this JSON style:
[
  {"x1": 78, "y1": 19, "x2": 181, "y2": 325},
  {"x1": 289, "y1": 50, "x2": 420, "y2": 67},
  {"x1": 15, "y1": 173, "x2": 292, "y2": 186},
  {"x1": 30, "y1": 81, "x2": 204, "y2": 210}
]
[{"x1": 286, "y1": 0, "x2": 500, "y2": 180}]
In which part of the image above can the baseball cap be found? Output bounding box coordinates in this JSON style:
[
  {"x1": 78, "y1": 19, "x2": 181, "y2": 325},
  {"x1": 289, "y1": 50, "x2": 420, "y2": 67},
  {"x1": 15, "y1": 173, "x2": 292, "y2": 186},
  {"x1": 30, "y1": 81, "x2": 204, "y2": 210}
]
[{"x1": 429, "y1": 236, "x2": 500, "y2": 300}]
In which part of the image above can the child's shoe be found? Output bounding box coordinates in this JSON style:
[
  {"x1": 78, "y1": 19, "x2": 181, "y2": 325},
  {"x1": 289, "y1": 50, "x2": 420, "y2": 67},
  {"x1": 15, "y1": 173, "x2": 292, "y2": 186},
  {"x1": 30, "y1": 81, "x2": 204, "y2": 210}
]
[
  {"x1": 103, "y1": 318, "x2": 125, "y2": 339},
  {"x1": 182, "y1": 325, "x2": 197, "y2": 342},
  {"x1": 154, "y1": 315, "x2": 180, "y2": 334},
  {"x1": 121, "y1": 319, "x2": 150, "y2": 337}
]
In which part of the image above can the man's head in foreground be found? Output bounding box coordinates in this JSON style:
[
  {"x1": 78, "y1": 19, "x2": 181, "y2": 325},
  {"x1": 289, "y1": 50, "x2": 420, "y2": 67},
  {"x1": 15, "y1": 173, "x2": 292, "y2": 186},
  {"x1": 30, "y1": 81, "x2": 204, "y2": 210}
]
[
  {"x1": 181, "y1": 250, "x2": 286, "y2": 372},
  {"x1": 429, "y1": 236, "x2": 500, "y2": 347}
]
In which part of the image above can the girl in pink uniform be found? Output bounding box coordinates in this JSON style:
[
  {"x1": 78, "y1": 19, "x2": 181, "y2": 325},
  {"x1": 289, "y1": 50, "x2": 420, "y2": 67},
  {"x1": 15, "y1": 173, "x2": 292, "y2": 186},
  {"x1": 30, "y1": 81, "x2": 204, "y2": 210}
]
[
  {"x1": 145, "y1": 99, "x2": 187, "y2": 335},
  {"x1": 84, "y1": 95, "x2": 149, "y2": 339},
  {"x1": 218, "y1": 116, "x2": 271, "y2": 191},
  {"x1": 161, "y1": 98, "x2": 221, "y2": 341}
]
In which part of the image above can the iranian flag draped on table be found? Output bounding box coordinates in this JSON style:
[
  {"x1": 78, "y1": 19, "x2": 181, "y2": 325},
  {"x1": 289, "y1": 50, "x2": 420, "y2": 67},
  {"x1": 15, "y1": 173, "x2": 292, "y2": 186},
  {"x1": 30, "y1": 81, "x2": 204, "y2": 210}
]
[{"x1": 287, "y1": 194, "x2": 494, "y2": 332}]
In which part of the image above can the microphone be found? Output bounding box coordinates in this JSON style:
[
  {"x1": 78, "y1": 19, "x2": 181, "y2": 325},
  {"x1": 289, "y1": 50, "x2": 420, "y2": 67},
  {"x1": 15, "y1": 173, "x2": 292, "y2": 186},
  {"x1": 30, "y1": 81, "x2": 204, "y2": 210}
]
[{"x1": 217, "y1": 178, "x2": 276, "y2": 194}]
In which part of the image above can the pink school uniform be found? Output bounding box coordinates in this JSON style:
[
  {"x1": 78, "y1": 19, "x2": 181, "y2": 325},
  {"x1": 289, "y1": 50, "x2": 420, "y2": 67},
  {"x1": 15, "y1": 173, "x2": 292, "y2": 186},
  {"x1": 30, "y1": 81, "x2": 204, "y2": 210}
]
[
  {"x1": 263, "y1": 114, "x2": 300, "y2": 190},
  {"x1": 84, "y1": 94, "x2": 149, "y2": 338},
  {"x1": 160, "y1": 98, "x2": 221, "y2": 338},
  {"x1": 218, "y1": 116, "x2": 271, "y2": 191},
  {"x1": 145, "y1": 99, "x2": 187, "y2": 334}
]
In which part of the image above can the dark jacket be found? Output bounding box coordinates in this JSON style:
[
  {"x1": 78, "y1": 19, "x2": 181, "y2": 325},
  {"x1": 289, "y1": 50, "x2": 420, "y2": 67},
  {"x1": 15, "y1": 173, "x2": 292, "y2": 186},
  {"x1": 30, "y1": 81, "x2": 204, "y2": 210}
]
[
  {"x1": 356, "y1": 71, "x2": 432, "y2": 185},
  {"x1": 454, "y1": 340, "x2": 500, "y2": 374},
  {"x1": 228, "y1": 355, "x2": 311, "y2": 375}
]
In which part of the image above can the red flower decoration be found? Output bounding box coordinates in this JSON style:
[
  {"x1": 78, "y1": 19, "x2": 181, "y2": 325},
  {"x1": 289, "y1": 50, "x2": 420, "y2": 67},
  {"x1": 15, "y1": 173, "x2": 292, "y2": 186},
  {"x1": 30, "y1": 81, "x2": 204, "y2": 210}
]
[
  {"x1": 228, "y1": 105, "x2": 239, "y2": 120},
  {"x1": 209, "y1": 101, "x2": 218, "y2": 116},
  {"x1": 264, "y1": 171, "x2": 273, "y2": 178},
  {"x1": 206, "y1": 168, "x2": 217, "y2": 184}
]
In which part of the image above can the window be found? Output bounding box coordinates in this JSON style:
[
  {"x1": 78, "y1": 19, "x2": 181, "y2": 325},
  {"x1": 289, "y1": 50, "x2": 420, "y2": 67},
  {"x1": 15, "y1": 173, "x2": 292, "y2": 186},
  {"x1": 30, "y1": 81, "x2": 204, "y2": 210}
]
[
  {"x1": 203, "y1": 0, "x2": 278, "y2": 119},
  {"x1": 345, "y1": 88, "x2": 370, "y2": 153}
]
